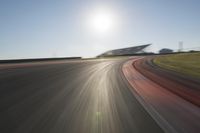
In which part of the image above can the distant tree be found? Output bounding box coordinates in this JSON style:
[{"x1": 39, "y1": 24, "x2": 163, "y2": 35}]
[
  {"x1": 189, "y1": 50, "x2": 197, "y2": 53},
  {"x1": 159, "y1": 48, "x2": 173, "y2": 54}
]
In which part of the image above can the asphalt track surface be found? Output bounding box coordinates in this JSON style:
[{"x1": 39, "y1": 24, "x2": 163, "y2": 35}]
[
  {"x1": 123, "y1": 57, "x2": 200, "y2": 133},
  {"x1": 136, "y1": 57, "x2": 200, "y2": 106},
  {"x1": 0, "y1": 59, "x2": 164, "y2": 133}
]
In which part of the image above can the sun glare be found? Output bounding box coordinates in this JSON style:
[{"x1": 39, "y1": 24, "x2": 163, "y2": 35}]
[{"x1": 89, "y1": 10, "x2": 115, "y2": 34}]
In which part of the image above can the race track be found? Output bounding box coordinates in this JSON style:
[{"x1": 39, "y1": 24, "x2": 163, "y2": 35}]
[{"x1": 0, "y1": 58, "x2": 163, "y2": 133}]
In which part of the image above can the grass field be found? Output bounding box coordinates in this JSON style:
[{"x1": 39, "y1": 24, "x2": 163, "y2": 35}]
[{"x1": 153, "y1": 52, "x2": 200, "y2": 78}]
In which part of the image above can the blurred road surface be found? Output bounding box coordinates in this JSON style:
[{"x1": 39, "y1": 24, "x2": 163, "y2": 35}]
[
  {"x1": 0, "y1": 59, "x2": 164, "y2": 133},
  {"x1": 123, "y1": 57, "x2": 200, "y2": 133}
]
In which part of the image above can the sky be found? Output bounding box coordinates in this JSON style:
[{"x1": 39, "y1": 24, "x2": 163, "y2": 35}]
[{"x1": 0, "y1": 0, "x2": 200, "y2": 59}]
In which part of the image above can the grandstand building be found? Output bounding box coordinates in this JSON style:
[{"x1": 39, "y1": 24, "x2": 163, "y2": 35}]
[{"x1": 98, "y1": 44, "x2": 151, "y2": 57}]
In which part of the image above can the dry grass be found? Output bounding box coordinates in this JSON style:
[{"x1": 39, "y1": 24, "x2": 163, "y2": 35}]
[{"x1": 153, "y1": 52, "x2": 200, "y2": 78}]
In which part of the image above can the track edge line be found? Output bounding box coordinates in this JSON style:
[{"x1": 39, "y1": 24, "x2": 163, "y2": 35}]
[{"x1": 121, "y1": 58, "x2": 178, "y2": 133}]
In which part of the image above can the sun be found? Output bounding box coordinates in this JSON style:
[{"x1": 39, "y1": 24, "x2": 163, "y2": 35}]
[
  {"x1": 89, "y1": 10, "x2": 114, "y2": 34},
  {"x1": 91, "y1": 13, "x2": 113, "y2": 33}
]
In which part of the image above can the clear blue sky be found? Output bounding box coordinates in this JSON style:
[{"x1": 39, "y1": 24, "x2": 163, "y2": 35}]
[{"x1": 0, "y1": 0, "x2": 200, "y2": 59}]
